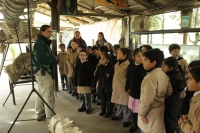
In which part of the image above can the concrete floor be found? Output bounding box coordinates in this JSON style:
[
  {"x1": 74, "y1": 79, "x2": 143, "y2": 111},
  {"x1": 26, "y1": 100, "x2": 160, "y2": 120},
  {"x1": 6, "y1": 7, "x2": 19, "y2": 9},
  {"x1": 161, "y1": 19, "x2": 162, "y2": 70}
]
[{"x1": 0, "y1": 72, "x2": 140, "y2": 133}]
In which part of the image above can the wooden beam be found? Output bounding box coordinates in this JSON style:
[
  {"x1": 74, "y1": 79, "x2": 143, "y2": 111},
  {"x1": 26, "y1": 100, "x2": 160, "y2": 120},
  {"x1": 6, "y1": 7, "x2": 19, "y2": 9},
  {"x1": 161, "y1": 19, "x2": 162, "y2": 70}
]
[
  {"x1": 106, "y1": 7, "x2": 125, "y2": 15},
  {"x1": 129, "y1": 4, "x2": 143, "y2": 9},
  {"x1": 130, "y1": 28, "x2": 200, "y2": 34},
  {"x1": 130, "y1": 1, "x2": 200, "y2": 15},
  {"x1": 104, "y1": 10, "x2": 114, "y2": 14},
  {"x1": 77, "y1": 13, "x2": 124, "y2": 18},
  {"x1": 63, "y1": 16, "x2": 88, "y2": 24},
  {"x1": 78, "y1": 4, "x2": 103, "y2": 14},
  {"x1": 134, "y1": 0, "x2": 157, "y2": 8},
  {"x1": 94, "y1": 6, "x2": 103, "y2": 10},
  {"x1": 81, "y1": 16, "x2": 95, "y2": 22}
]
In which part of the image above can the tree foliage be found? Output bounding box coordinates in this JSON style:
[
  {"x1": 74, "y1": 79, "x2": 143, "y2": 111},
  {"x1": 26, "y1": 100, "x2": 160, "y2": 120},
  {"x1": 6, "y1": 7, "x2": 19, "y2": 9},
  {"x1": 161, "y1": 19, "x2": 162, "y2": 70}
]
[{"x1": 149, "y1": 14, "x2": 163, "y2": 30}]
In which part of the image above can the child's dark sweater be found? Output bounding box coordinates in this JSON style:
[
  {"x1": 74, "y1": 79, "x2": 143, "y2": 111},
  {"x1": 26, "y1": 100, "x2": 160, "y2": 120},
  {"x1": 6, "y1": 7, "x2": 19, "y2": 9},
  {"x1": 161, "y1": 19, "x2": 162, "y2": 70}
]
[
  {"x1": 91, "y1": 64, "x2": 114, "y2": 94},
  {"x1": 164, "y1": 70, "x2": 186, "y2": 132},
  {"x1": 125, "y1": 62, "x2": 145, "y2": 99},
  {"x1": 75, "y1": 61, "x2": 94, "y2": 87}
]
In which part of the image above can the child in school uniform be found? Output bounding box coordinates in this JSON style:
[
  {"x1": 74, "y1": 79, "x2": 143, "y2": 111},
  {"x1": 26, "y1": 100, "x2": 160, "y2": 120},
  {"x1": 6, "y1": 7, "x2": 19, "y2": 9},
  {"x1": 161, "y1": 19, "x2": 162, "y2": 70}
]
[
  {"x1": 138, "y1": 48, "x2": 173, "y2": 133},
  {"x1": 181, "y1": 60, "x2": 200, "y2": 115},
  {"x1": 111, "y1": 44, "x2": 120, "y2": 65},
  {"x1": 91, "y1": 46, "x2": 100, "y2": 68},
  {"x1": 75, "y1": 49, "x2": 94, "y2": 114},
  {"x1": 161, "y1": 57, "x2": 186, "y2": 133},
  {"x1": 66, "y1": 41, "x2": 78, "y2": 95},
  {"x1": 168, "y1": 43, "x2": 188, "y2": 79},
  {"x1": 57, "y1": 44, "x2": 68, "y2": 90},
  {"x1": 111, "y1": 48, "x2": 132, "y2": 127},
  {"x1": 93, "y1": 45, "x2": 109, "y2": 104},
  {"x1": 91, "y1": 53, "x2": 114, "y2": 118},
  {"x1": 125, "y1": 48, "x2": 145, "y2": 133},
  {"x1": 178, "y1": 66, "x2": 200, "y2": 133}
]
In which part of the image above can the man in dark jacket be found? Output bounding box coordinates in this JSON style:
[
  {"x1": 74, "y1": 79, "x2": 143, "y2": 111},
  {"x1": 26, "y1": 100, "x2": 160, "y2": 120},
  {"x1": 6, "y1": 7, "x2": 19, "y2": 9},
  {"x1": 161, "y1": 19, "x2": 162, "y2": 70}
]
[{"x1": 32, "y1": 25, "x2": 57, "y2": 121}]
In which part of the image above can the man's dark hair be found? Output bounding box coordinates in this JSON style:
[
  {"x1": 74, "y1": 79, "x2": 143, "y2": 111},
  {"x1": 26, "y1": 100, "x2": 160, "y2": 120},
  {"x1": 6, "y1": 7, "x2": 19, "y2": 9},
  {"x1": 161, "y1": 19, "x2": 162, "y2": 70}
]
[
  {"x1": 189, "y1": 66, "x2": 200, "y2": 83},
  {"x1": 163, "y1": 57, "x2": 179, "y2": 71},
  {"x1": 68, "y1": 46, "x2": 72, "y2": 49},
  {"x1": 40, "y1": 25, "x2": 51, "y2": 33},
  {"x1": 99, "y1": 45, "x2": 108, "y2": 53},
  {"x1": 92, "y1": 46, "x2": 98, "y2": 51},
  {"x1": 59, "y1": 44, "x2": 65, "y2": 47},
  {"x1": 120, "y1": 48, "x2": 130, "y2": 60},
  {"x1": 188, "y1": 60, "x2": 200, "y2": 69},
  {"x1": 169, "y1": 43, "x2": 181, "y2": 53},
  {"x1": 133, "y1": 48, "x2": 142, "y2": 57},
  {"x1": 143, "y1": 48, "x2": 164, "y2": 67},
  {"x1": 113, "y1": 44, "x2": 120, "y2": 50},
  {"x1": 142, "y1": 45, "x2": 153, "y2": 51}
]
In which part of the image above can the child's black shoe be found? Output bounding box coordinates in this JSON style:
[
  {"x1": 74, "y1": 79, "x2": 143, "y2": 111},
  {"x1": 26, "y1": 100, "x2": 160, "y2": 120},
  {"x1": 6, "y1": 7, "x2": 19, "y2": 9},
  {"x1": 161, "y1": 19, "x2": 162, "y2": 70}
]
[
  {"x1": 105, "y1": 112, "x2": 112, "y2": 118},
  {"x1": 99, "y1": 110, "x2": 106, "y2": 116},
  {"x1": 111, "y1": 115, "x2": 122, "y2": 120},
  {"x1": 86, "y1": 109, "x2": 92, "y2": 114},
  {"x1": 96, "y1": 102, "x2": 101, "y2": 105},
  {"x1": 92, "y1": 99, "x2": 96, "y2": 103},
  {"x1": 123, "y1": 121, "x2": 131, "y2": 127},
  {"x1": 128, "y1": 125, "x2": 138, "y2": 133},
  {"x1": 78, "y1": 107, "x2": 86, "y2": 112}
]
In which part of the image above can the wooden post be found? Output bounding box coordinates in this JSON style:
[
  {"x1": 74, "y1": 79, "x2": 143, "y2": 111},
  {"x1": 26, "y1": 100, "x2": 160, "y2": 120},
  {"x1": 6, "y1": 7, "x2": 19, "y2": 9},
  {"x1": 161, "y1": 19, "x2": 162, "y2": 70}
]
[
  {"x1": 121, "y1": 18, "x2": 127, "y2": 48},
  {"x1": 92, "y1": 39, "x2": 94, "y2": 46},
  {"x1": 128, "y1": 15, "x2": 132, "y2": 50},
  {"x1": 51, "y1": 0, "x2": 59, "y2": 91}
]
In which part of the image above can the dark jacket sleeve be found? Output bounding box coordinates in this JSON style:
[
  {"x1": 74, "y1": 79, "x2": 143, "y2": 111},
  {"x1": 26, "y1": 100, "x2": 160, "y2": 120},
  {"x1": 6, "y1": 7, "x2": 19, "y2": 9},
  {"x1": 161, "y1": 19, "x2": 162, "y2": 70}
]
[
  {"x1": 88, "y1": 63, "x2": 94, "y2": 86},
  {"x1": 91, "y1": 65, "x2": 100, "y2": 89},
  {"x1": 74, "y1": 64, "x2": 78, "y2": 87},
  {"x1": 182, "y1": 88, "x2": 195, "y2": 115},
  {"x1": 81, "y1": 40, "x2": 87, "y2": 48},
  {"x1": 35, "y1": 40, "x2": 56, "y2": 65},
  {"x1": 125, "y1": 65, "x2": 130, "y2": 92}
]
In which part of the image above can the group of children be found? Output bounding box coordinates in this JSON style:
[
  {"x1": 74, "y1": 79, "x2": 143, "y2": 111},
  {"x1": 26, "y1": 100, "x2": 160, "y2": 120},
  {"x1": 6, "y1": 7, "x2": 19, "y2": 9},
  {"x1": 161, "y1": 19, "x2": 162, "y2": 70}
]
[{"x1": 57, "y1": 41, "x2": 200, "y2": 133}]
